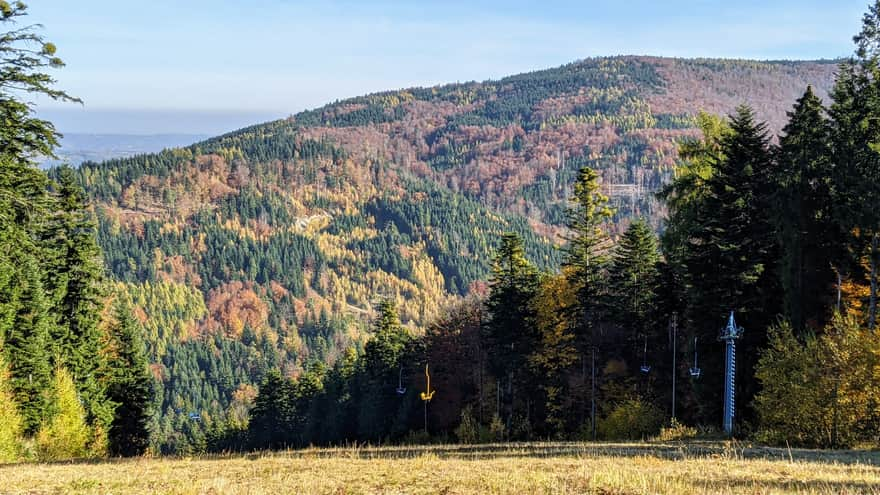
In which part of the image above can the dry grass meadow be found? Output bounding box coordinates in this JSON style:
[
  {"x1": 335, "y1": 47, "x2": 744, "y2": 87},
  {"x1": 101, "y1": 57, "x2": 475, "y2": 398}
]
[{"x1": 2, "y1": 441, "x2": 879, "y2": 494}]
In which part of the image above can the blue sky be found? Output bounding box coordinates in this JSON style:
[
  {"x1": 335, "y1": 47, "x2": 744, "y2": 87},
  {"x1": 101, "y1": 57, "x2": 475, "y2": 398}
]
[{"x1": 25, "y1": 0, "x2": 868, "y2": 134}]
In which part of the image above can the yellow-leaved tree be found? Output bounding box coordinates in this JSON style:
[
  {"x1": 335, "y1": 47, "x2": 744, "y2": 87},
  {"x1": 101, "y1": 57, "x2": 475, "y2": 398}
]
[
  {"x1": 0, "y1": 352, "x2": 23, "y2": 462},
  {"x1": 755, "y1": 314, "x2": 880, "y2": 448},
  {"x1": 37, "y1": 366, "x2": 91, "y2": 460},
  {"x1": 528, "y1": 272, "x2": 578, "y2": 437}
]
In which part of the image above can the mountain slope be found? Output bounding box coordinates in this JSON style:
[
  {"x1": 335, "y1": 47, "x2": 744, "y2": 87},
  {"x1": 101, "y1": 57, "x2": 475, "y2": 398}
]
[{"x1": 73, "y1": 55, "x2": 837, "y2": 450}]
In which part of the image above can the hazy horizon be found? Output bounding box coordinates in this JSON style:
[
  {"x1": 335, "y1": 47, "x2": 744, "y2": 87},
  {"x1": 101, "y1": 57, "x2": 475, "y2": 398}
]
[{"x1": 25, "y1": 0, "x2": 867, "y2": 135}]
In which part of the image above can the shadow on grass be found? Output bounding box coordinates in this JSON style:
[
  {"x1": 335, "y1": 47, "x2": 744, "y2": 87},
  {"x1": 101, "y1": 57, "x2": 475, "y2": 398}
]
[
  {"x1": 270, "y1": 441, "x2": 880, "y2": 466},
  {"x1": 701, "y1": 473, "x2": 880, "y2": 494},
  {"x1": 3, "y1": 441, "x2": 878, "y2": 470}
]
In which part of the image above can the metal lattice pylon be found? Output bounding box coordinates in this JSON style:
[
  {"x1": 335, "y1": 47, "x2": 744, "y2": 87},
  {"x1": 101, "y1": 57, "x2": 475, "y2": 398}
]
[{"x1": 720, "y1": 311, "x2": 743, "y2": 436}]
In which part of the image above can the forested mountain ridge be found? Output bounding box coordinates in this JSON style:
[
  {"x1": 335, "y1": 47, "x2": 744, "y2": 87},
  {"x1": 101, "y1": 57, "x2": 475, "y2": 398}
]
[{"x1": 71, "y1": 56, "x2": 837, "y2": 451}]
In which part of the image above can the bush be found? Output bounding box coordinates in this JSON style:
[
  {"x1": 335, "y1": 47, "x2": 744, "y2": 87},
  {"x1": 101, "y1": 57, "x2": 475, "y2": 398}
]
[
  {"x1": 598, "y1": 398, "x2": 663, "y2": 440},
  {"x1": 655, "y1": 418, "x2": 697, "y2": 442},
  {"x1": 488, "y1": 413, "x2": 505, "y2": 442},
  {"x1": 573, "y1": 421, "x2": 595, "y2": 441},
  {"x1": 754, "y1": 315, "x2": 880, "y2": 448}
]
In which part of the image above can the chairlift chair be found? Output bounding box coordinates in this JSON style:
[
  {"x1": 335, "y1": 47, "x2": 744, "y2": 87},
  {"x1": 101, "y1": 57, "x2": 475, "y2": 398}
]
[
  {"x1": 396, "y1": 365, "x2": 406, "y2": 395},
  {"x1": 689, "y1": 336, "x2": 702, "y2": 378},
  {"x1": 639, "y1": 334, "x2": 651, "y2": 373}
]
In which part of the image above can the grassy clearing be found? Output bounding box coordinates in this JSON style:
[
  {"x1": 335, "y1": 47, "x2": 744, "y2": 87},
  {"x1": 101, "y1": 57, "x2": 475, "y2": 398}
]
[{"x1": 2, "y1": 441, "x2": 879, "y2": 494}]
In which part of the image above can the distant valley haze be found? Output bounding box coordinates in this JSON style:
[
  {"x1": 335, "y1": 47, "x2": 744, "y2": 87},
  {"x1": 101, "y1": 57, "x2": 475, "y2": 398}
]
[{"x1": 26, "y1": 0, "x2": 867, "y2": 139}]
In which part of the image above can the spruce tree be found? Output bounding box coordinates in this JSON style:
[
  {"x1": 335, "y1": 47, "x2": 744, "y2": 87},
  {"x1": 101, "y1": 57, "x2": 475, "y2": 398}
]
[
  {"x1": 562, "y1": 167, "x2": 612, "y2": 433},
  {"x1": 831, "y1": 7, "x2": 880, "y2": 330},
  {"x1": 483, "y1": 233, "x2": 540, "y2": 432},
  {"x1": 682, "y1": 106, "x2": 782, "y2": 423},
  {"x1": 4, "y1": 254, "x2": 53, "y2": 434},
  {"x1": 358, "y1": 299, "x2": 412, "y2": 441},
  {"x1": 775, "y1": 87, "x2": 839, "y2": 333},
  {"x1": 106, "y1": 301, "x2": 154, "y2": 457},
  {"x1": 608, "y1": 219, "x2": 661, "y2": 345},
  {"x1": 249, "y1": 370, "x2": 293, "y2": 449},
  {"x1": 363, "y1": 299, "x2": 409, "y2": 372},
  {"x1": 607, "y1": 219, "x2": 661, "y2": 385},
  {"x1": 564, "y1": 167, "x2": 612, "y2": 350},
  {"x1": 42, "y1": 166, "x2": 111, "y2": 432}
]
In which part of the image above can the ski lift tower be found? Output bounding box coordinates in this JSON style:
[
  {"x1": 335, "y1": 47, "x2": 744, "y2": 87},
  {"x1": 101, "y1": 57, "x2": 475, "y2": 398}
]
[{"x1": 720, "y1": 311, "x2": 743, "y2": 436}]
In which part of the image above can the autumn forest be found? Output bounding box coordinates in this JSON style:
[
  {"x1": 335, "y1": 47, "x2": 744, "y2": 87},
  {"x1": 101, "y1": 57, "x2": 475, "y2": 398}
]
[{"x1": 2, "y1": 0, "x2": 880, "y2": 462}]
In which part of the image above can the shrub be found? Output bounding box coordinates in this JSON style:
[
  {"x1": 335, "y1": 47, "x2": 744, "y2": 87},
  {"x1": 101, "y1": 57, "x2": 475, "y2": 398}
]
[
  {"x1": 754, "y1": 315, "x2": 880, "y2": 448},
  {"x1": 598, "y1": 398, "x2": 663, "y2": 440},
  {"x1": 655, "y1": 418, "x2": 697, "y2": 442},
  {"x1": 488, "y1": 413, "x2": 505, "y2": 442}
]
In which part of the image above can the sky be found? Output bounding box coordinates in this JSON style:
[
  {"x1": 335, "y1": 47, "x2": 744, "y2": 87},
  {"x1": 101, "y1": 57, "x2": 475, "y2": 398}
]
[{"x1": 23, "y1": 0, "x2": 870, "y2": 135}]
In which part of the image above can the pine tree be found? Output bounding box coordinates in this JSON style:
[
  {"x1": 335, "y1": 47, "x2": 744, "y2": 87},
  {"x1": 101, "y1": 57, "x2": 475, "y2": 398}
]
[
  {"x1": 775, "y1": 86, "x2": 839, "y2": 333},
  {"x1": 106, "y1": 301, "x2": 154, "y2": 457},
  {"x1": 37, "y1": 365, "x2": 90, "y2": 460}
]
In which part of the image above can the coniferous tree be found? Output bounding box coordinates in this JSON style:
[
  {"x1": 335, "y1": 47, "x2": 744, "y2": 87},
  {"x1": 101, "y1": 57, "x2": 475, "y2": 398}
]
[
  {"x1": 775, "y1": 87, "x2": 840, "y2": 333},
  {"x1": 483, "y1": 233, "x2": 539, "y2": 432},
  {"x1": 607, "y1": 219, "x2": 661, "y2": 357},
  {"x1": 106, "y1": 301, "x2": 154, "y2": 457},
  {"x1": 43, "y1": 166, "x2": 111, "y2": 432},
  {"x1": 658, "y1": 113, "x2": 730, "y2": 269},
  {"x1": 37, "y1": 366, "x2": 90, "y2": 460},
  {"x1": 603, "y1": 219, "x2": 664, "y2": 409},
  {"x1": 830, "y1": 7, "x2": 880, "y2": 330},
  {"x1": 680, "y1": 106, "x2": 782, "y2": 423},
  {"x1": 0, "y1": 2, "x2": 80, "y2": 160},
  {"x1": 562, "y1": 167, "x2": 612, "y2": 434},
  {"x1": 363, "y1": 299, "x2": 409, "y2": 372},
  {"x1": 358, "y1": 299, "x2": 412, "y2": 440},
  {"x1": 4, "y1": 255, "x2": 53, "y2": 434},
  {"x1": 564, "y1": 167, "x2": 612, "y2": 350},
  {"x1": 249, "y1": 370, "x2": 293, "y2": 449}
]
